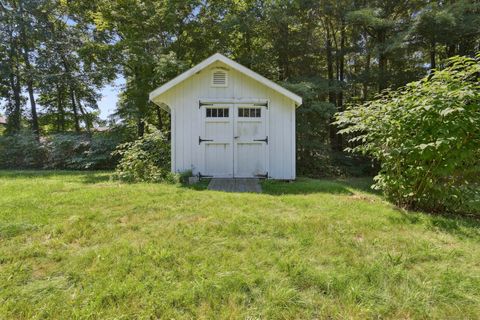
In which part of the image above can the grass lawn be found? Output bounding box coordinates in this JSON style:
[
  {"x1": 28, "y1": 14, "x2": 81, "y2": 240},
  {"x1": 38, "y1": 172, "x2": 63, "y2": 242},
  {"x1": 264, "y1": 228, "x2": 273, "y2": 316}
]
[{"x1": 0, "y1": 171, "x2": 479, "y2": 319}]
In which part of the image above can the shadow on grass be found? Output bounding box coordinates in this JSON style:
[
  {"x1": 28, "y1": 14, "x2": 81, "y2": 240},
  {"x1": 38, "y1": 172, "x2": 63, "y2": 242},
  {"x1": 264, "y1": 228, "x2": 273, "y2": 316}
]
[
  {"x1": 428, "y1": 214, "x2": 480, "y2": 239},
  {"x1": 261, "y1": 177, "x2": 377, "y2": 196},
  {"x1": 390, "y1": 210, "x2": 480, "y2": 240},
  {"x1": 80, "y1": 173, "x2": 112, "y2": 184},
  {"x1": 178, "y1": 179, "x2": 211, "y2": 191},
  {"x1": 0, "y1": 170, "x2": 112, "y2": 184}
]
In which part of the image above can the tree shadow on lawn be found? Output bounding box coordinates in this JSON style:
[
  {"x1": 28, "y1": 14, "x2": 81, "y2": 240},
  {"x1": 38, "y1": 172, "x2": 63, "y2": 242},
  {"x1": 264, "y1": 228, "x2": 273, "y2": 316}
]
[
  {"x1": 262, "y1": 177, "x2": 480, "y2": 239},
  {"x1": 0, "y1": 170, "x2": 111, "y2": 184},
  {"x1": 261, "y1": 177, "x2": 377, "y2": 196},
  {"x1": 390, "y1": 209, "x2": 480, "y2": 240},
  {"x1": 431, "y1": 215, "x2": 480, "y2": 239}
]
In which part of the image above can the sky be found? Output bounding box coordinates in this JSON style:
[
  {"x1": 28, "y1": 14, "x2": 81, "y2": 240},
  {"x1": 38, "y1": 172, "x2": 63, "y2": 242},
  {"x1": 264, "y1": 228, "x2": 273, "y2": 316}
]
[{"x1": 97, "y1": 76, "x2": 125, "y2": 120}]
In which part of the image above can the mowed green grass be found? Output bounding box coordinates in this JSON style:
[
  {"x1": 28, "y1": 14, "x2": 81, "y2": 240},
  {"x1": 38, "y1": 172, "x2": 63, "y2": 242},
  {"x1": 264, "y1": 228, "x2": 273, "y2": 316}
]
[{"x1": 0, "y1": 171, "x2": 479, "y2": 319}]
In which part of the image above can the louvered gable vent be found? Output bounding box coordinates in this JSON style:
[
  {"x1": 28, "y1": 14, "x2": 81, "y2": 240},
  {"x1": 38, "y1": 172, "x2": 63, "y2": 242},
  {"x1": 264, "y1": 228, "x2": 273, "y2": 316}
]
[{"x1": 211, "y1": 69, "x2": 228, "y2": 87}]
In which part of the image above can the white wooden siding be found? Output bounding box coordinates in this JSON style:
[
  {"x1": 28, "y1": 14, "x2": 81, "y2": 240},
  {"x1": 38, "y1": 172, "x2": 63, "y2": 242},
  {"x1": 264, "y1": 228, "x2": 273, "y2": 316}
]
[{"x1": 159, "y1": 61, "x2": 296, "y2": 180}]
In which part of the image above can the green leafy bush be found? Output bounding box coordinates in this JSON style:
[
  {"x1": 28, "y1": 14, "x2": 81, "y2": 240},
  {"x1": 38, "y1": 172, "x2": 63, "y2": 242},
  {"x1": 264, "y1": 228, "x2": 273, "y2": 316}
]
[
  {"x1": 0, "y1": 130, "x2": 129, "y2": 170},
  {"x1": 112, "y1": 128, "x2": 176, "y2": 183},
  {"x1": 0, "y1": 131, "x2": 46, "y2": 168},
  {"x1": 336, "y1": 55, "x2": 480, "y2": 214},
  {"x1": 44, "y1": 134, "x2": 91, "y2": 169},
  {"x1": 44, "y1": 131, "x2": 127, "y2": 170}
]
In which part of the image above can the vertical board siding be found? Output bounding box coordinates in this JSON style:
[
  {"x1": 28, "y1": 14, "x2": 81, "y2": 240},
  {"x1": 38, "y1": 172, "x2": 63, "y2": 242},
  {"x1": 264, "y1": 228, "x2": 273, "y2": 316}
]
[
  {"x1": 175, "y1": 87, "x2": 184, "y2": 171},
  {"x1": 291, "y1": 100, "x2": 296, "y2": 179},
  {"x1": 162, "y1": 61, "x2": 297, "y2": 179}
]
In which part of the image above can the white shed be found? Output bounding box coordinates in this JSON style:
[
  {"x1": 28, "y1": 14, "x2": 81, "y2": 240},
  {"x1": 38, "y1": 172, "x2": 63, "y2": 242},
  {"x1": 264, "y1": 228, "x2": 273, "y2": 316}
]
[{"x1": 149, "y1": 53, "x2": 302, "y2": 180}]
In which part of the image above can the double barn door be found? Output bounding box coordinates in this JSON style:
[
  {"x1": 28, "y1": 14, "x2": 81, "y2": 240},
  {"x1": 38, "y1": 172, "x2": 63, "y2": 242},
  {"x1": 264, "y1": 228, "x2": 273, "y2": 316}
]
[{"x1": 200, "y1": 103, "x2": 268, "y2": 178}]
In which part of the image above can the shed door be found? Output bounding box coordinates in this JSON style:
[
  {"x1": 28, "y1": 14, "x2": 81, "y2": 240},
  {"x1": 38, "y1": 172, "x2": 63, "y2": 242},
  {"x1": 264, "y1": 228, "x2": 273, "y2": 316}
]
[
  {"x1": 201, "y1": 105, "x2": 234, "y2": 178},
  {"x1": 233, "y1": 105, "x2": 268, "y2": 178},
  {"x1": 200, "y1": 104, "x2": 268, "y2": 178}
]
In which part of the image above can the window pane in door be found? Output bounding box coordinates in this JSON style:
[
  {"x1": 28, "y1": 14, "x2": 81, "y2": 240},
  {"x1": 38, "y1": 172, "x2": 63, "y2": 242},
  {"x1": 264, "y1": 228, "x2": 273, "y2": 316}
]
[
  {"x1": 206, "y1": 107, "x2": 229, "y2": 118},
  {"x1": 238, "y1": 107, "x2": 261, "y2": 118}
]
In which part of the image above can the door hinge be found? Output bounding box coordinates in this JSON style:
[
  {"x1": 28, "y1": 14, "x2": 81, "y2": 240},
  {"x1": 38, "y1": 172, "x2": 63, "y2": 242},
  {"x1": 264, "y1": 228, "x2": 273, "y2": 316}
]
[
  {"x1": 253, "y1": 102, "x2": 268, "y2": 109},
  {"x1": 198, "y1": 172, "x2": 213, "y2": 179},
  {"x1": 199, "y1": 101, "x2": 211, "y2": 109},
  {"x1": 255, "y1": 172, "x2": 268, "y2": 179},
  {"x1": 253, "y1": 136, "x2": 268, "y2": 144},
  {"x1": 199, "y1": 136, "x2": 214, "y2": 144}
]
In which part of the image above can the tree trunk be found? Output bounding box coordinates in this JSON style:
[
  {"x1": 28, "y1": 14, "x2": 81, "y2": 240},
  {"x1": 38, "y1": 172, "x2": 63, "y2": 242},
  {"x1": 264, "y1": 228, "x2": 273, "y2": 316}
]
[
  {"x1": 8, "y1": 70, "x2": 22, "y2": 133},
  {"x1": 446, "y1": 44, "x2": 456, "y2": 57},
  {"x1": 363, "y1": 32, "x2": 371, "y2": 101},
  {"x1": 137, "y1": 119, "x2": 145, "y2": 137},
  {"x1": 156, "y1": 106, "x2": 163, "y2": 131},
  {"x1": 326, "y1": 37, "x2": 336, "y2": 105},
  {"x1": 277, "y1": 22, "x2": 290, "y2": 80},
  {"x1": 377, "y1": 30, "x2": 387, "y2": 92},
  {"x1": 378, "y1": 54, "x2": 387, "y2": 92},
  {"x1": 18, "y1": 0, "x2": 39, "y2": 137},
  {"x1": 167, "y1": 113, "x2": 171, "y2": 141},
  {"x1": 6, "y1": 32, "x2": 22, "y2": 133},
  {"x1": 243, "y1": 28, "x2": 253, "y2": 68},
  {"x1": 56, "y1": 84, "x2": 65, "y2": 131},
  {"x1": 336, "y1": 20, "x2": 346, "y2": 151},
  {"x1": 24, "y1": 65, "x2": 39, "y2": 136},
  {"x1": 77, "y1": 96, "x2": 91, "y2": 133},
  {"x1": 430, "y1": 42, "x2": 436, "y2": 70},
  {"x1": 61, "y1": 56, "x2": 81, "y2": 132},
  {"x1": 69, "y1": 88, "x2": 81, "y2": 132},
  {"x1": 326, "y1": 30, "x2": 338, "y2": 151}
]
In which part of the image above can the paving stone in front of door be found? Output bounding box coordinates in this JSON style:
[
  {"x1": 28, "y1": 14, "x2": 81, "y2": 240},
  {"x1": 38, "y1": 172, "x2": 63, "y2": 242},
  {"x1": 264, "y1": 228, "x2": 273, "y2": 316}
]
[{"x1": 208, "y1": 178, "x2": 262, "y2": 193}]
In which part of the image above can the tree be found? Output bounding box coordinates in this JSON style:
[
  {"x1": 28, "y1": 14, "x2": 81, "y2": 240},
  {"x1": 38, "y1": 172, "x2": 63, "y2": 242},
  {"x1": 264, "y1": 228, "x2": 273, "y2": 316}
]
[
  {"x1": 0, "y1": 0, "x2": 24, "y2": 133},
  {"x1": 444, "y1": 0, "x2": 480, "y2": 58},
  {"x1": 81, "y1": 0, "x2": 198, "y2": 137},
  {"x1": 36, "y1": 0, "x2": 114, "y2": 133},
  {"x1": 16, "y1": 0, "x2": 40, "y2": 136},
  {"x1": 409, "y1": 6, "x2": 456, "y2": 69},
  {"x1": 0, "y1": 0, "x2": 44, "y2": 136},
  {"x1": 347, "y1": 1, "x2": 420, "y2": 92}
]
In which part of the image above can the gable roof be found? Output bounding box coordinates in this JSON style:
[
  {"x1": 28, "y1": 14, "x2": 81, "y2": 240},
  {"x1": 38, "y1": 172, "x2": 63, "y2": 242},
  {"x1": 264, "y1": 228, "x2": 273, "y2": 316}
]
[{"x1": 149, "y1": 53, "x2": 302, "y2": 106}]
